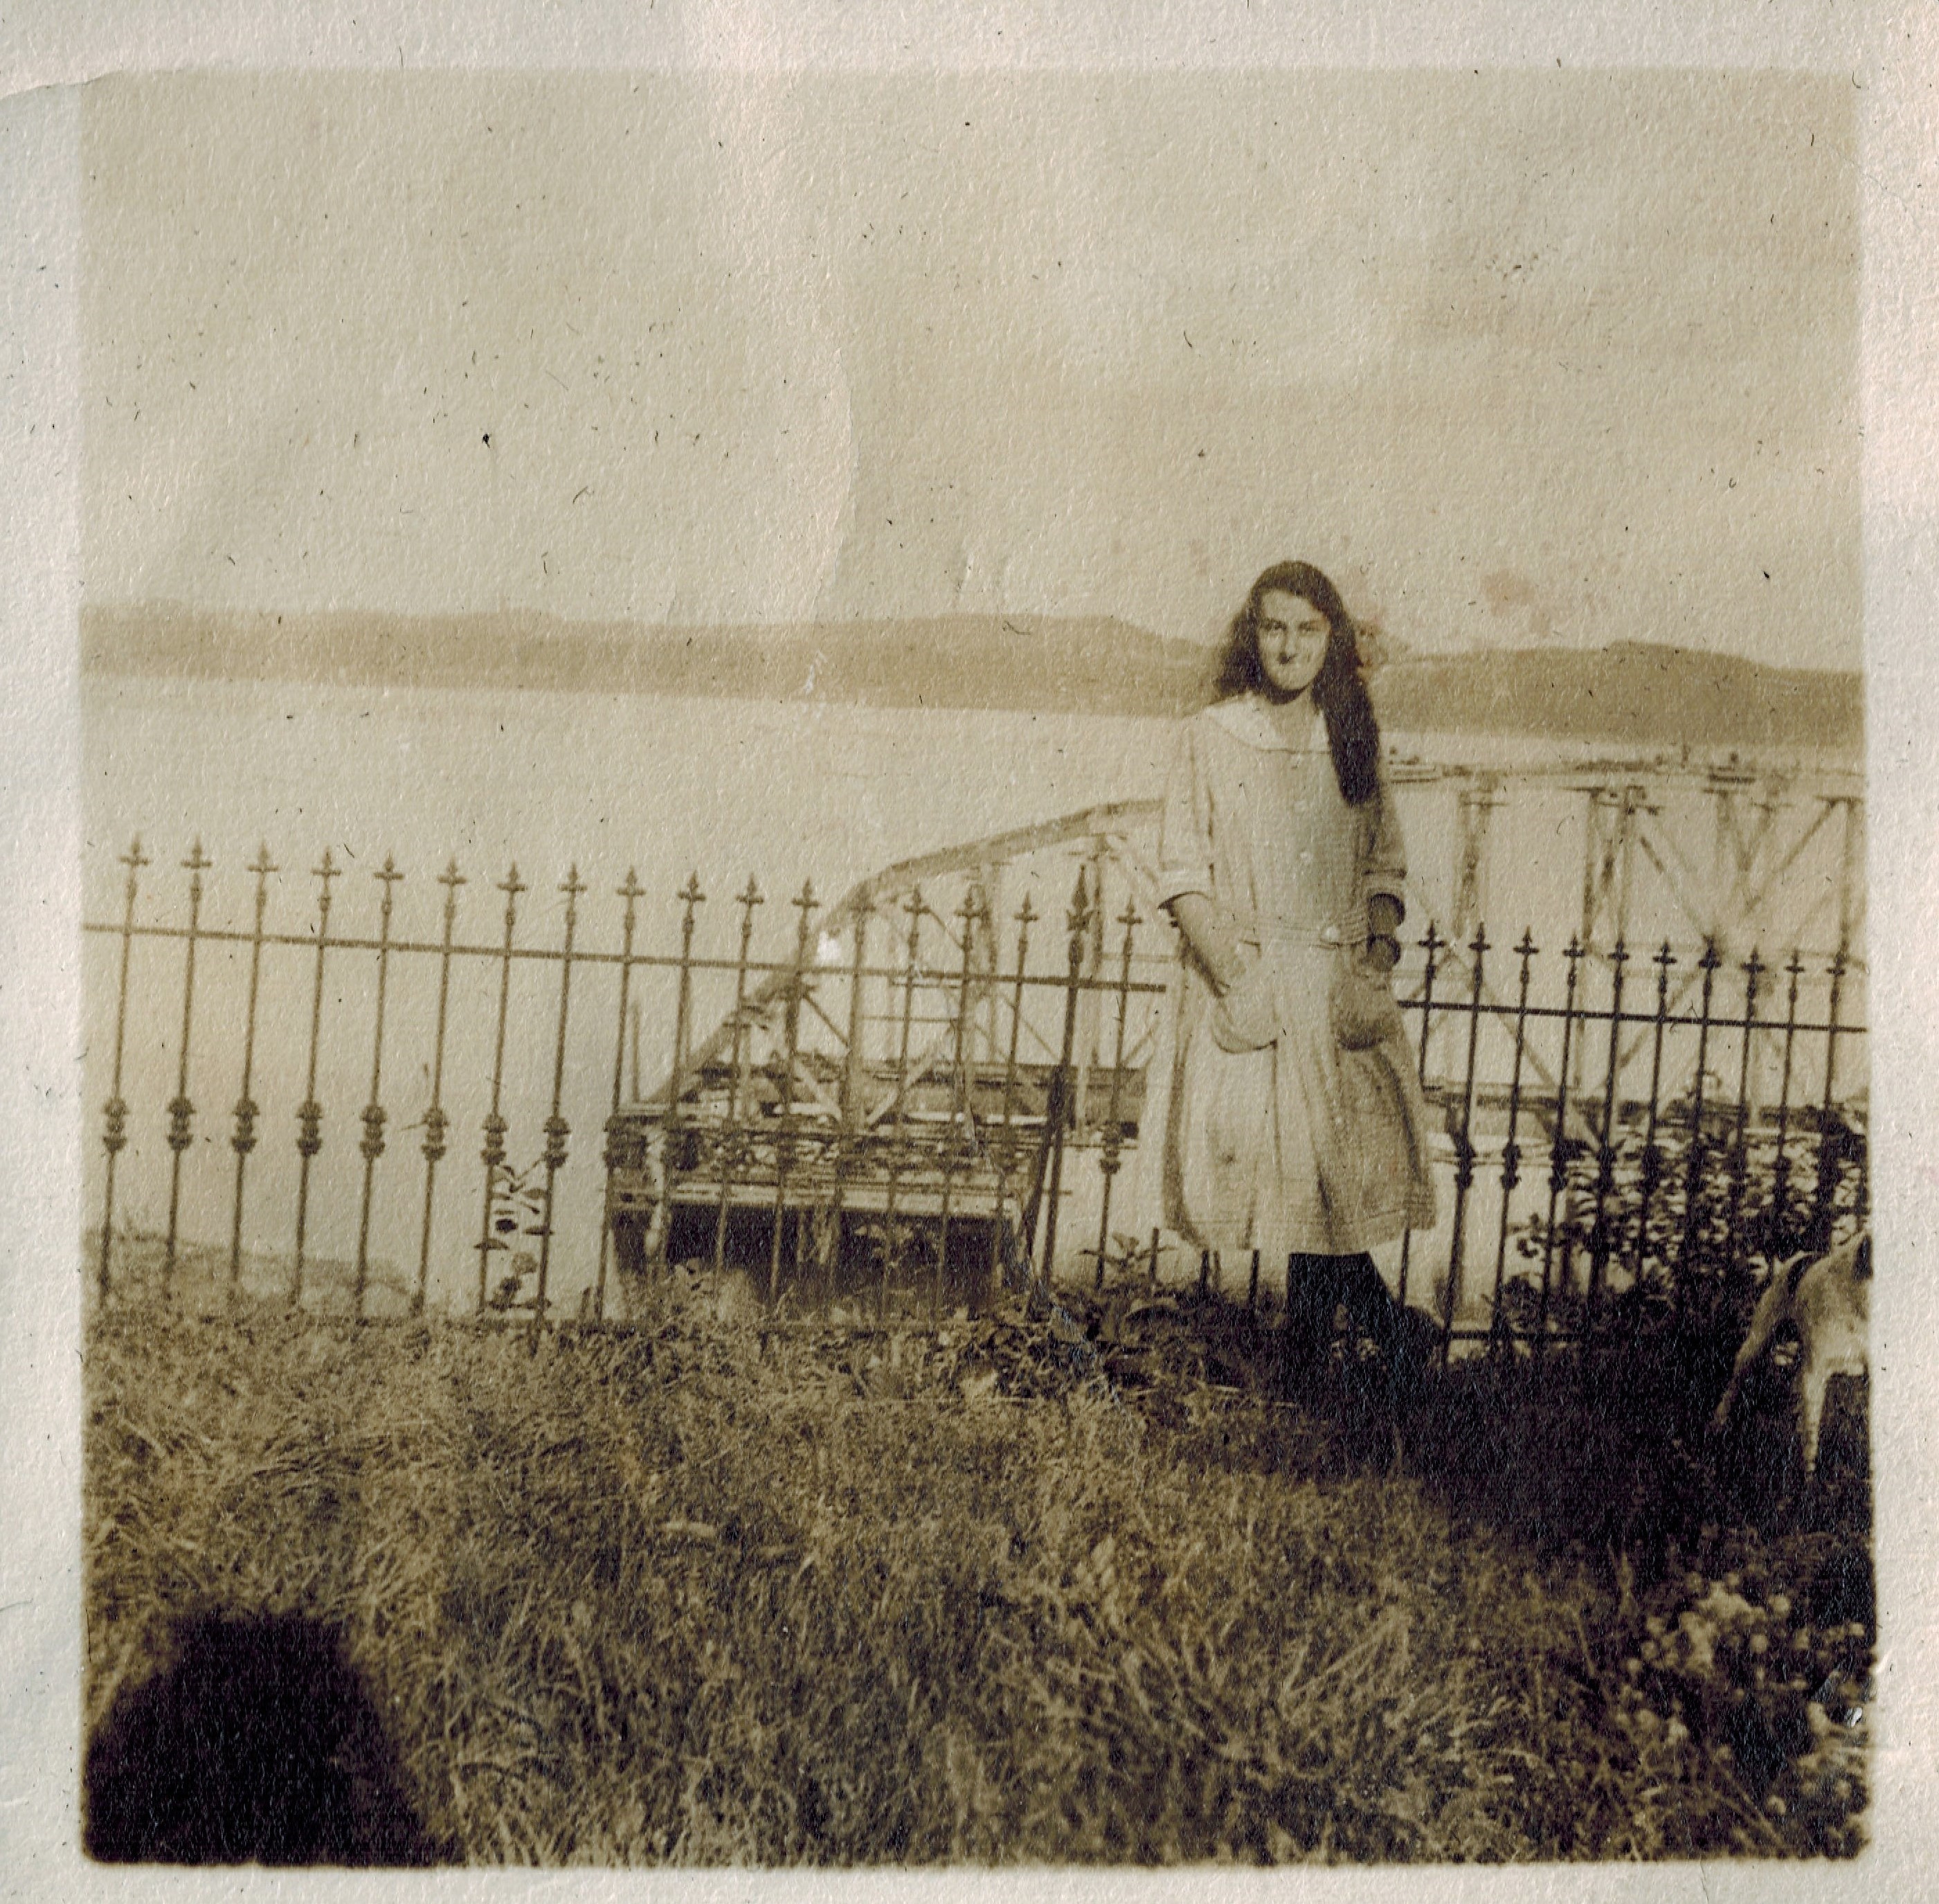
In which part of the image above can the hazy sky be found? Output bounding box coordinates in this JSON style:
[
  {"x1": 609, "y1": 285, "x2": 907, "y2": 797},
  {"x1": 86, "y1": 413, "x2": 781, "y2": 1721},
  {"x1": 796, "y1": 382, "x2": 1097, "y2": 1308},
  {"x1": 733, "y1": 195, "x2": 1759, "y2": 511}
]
[{"x1": 83, "y1": 69, "x2": 1860, "y2": 666}]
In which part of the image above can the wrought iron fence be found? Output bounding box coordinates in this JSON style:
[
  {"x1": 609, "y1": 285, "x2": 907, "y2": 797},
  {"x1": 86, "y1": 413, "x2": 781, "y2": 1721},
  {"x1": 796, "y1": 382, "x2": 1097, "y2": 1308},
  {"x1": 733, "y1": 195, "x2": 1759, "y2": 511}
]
[{"x1": 83, "y1": 829, "x2": 1867, "y2": 1360}]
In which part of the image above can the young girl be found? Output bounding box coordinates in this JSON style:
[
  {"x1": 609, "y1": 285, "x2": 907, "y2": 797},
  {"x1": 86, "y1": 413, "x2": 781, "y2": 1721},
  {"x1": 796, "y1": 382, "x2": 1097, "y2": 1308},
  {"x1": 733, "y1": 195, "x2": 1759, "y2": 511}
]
[{"x1": 1150, "y1": 561, "x2": 1437, "y2": 1390}]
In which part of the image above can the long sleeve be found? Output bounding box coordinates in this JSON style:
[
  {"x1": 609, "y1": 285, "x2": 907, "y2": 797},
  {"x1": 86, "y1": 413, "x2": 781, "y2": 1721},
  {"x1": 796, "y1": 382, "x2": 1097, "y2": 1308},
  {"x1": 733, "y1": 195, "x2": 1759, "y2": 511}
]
[
  {"x1": 1358, "y1": 769, "x2": 1408, "y2": 923},
  {"x1": 1155, "y1": 719, "x2": 1215, "y2": 908}
]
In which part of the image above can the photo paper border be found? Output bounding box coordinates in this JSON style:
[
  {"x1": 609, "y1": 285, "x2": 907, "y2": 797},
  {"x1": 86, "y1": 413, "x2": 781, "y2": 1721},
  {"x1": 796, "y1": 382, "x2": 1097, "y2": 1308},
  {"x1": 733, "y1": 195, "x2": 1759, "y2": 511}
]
[{"x1": 3, "y1": 5, "x2": 1934, "y2": 1899}]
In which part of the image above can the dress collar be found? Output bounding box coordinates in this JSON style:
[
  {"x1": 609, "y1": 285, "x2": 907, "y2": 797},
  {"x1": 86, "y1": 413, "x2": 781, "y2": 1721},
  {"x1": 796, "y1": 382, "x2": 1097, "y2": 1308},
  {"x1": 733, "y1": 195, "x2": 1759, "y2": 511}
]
[{"x1": 1205, "y1": 693, "x2": 1326, "y2": 753}]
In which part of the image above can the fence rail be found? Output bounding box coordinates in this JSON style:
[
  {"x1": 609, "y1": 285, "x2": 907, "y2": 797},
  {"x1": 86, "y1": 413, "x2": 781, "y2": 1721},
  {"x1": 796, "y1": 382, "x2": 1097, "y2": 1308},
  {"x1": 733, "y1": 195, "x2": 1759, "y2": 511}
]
[{"x1": 83, "y1": 826, "x2": 1868, "y2": 1361}]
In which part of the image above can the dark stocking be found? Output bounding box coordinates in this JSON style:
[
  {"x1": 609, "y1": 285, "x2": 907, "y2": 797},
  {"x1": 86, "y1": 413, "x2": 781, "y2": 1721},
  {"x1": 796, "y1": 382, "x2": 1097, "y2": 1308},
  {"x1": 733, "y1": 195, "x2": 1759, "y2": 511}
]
[{"x1": 1279, "y1": 1251, "x2": 1414, "y2": 1399}]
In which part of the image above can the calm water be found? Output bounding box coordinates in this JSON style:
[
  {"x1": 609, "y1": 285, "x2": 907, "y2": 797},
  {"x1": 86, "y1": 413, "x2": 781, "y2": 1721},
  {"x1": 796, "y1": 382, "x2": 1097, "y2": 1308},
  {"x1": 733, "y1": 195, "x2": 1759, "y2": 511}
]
[
  {"x1": 82, "y1": 676, "x2": 1184, "y2": 926},
  {"x1": 86, "y1": 675, "x2": 1857, "y2": 940}
]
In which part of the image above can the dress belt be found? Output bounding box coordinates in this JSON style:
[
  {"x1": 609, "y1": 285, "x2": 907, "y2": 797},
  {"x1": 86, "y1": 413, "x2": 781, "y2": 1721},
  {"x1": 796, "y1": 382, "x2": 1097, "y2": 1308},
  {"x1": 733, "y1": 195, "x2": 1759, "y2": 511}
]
[{"x1": 1239, "y1": 918, "x2": 1350, "y2": 951}]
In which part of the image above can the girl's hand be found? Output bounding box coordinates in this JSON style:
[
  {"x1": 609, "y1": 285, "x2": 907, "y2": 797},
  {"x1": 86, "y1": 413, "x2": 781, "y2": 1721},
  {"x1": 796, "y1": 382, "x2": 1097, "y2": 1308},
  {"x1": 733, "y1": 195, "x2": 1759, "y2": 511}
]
[{"x1": 1365, "y1": 894, "x2": 1403, "y2": 973}]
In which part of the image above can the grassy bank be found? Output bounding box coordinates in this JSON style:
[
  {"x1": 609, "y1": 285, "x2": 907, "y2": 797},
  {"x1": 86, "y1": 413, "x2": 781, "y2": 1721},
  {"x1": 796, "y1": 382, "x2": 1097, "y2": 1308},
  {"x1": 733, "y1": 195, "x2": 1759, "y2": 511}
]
[{"x1": 83, "y1": 1291, "x2": 1870, "y2": 1863}]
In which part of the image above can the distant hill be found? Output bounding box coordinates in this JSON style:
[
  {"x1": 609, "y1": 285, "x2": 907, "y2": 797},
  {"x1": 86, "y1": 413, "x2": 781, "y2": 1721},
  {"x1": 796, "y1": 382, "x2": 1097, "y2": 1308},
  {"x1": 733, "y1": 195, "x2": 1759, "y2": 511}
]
[
  {"x1": 1372, "y1": 642, "x2": 1861, "y2": 757},
  {"x1": 84, "y1": 603, "x2": 1860, "y2": 756},
  {"x1": 81, "y1": 603, "x2": 1212, "y2": 719}
]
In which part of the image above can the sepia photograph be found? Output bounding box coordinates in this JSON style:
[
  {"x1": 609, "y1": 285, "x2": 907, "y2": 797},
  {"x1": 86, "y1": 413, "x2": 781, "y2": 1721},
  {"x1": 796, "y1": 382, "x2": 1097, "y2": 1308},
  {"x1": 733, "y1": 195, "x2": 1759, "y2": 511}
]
[{"x1": 8, "y1": 17, "x2": 1928, "y2": 1880}]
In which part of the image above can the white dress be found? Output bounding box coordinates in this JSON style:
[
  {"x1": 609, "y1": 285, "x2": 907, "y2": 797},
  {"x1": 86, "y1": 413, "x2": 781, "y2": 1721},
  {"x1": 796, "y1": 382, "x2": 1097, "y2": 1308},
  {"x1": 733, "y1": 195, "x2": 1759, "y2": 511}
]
[{"x1": 1142, "y1": 694, "x2": 1439, "y2": 1264}]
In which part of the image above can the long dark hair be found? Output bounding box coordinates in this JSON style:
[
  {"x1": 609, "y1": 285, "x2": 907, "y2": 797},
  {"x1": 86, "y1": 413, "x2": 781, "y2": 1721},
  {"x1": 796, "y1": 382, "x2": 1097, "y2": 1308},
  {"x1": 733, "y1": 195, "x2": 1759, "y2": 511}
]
[{"x1": 1213, "y1": 559, "x2": 1380, "y2": 807}]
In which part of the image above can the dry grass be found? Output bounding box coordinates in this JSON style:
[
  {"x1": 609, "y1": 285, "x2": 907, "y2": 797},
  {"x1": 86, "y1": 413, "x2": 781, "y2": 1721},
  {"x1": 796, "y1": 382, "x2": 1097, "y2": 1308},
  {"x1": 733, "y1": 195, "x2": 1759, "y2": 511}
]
[{"x1": 83, "y1": 1284, "x2": 1869, "y2": 1864}]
